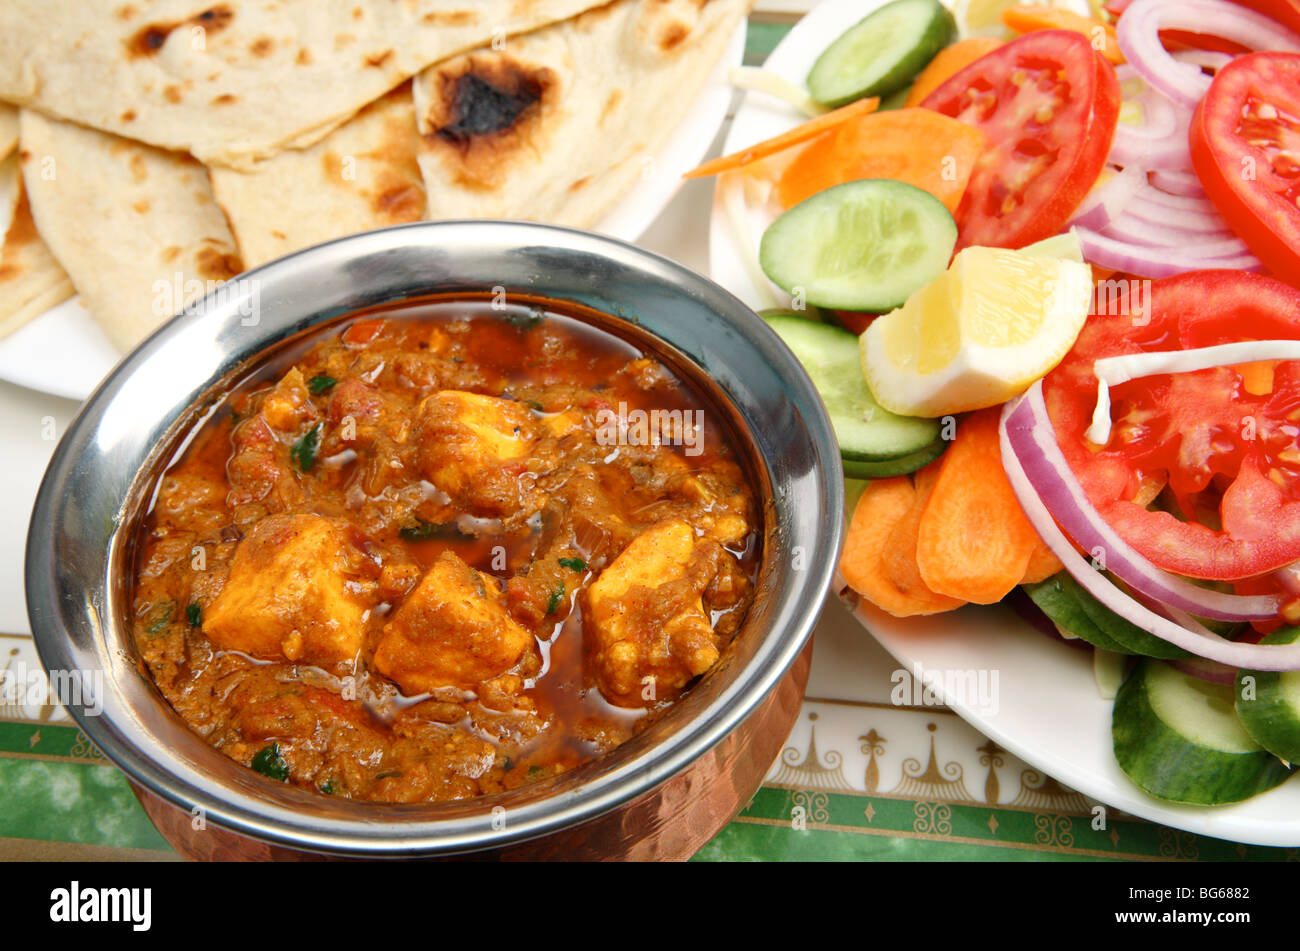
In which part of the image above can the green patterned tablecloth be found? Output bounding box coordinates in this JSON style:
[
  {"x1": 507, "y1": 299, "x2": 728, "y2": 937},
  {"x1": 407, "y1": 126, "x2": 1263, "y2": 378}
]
[{"x1": 4, "y1": 16, "x2": 1297, "y2": 864}]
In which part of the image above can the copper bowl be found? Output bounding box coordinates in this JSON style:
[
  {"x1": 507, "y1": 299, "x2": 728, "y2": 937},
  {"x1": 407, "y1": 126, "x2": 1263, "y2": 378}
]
[{"x1": 26, "y1": 222, "x2": 843, "y2": 859}]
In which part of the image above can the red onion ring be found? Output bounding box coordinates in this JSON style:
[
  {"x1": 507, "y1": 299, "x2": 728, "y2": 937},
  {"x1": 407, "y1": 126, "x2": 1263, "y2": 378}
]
[
  {"x1": 1100, "y1": 214, "x2": 1249, "y2": 253},
  {"x1": 1070, "y1": 166, "x2": 1146, "y2": 231},
  {"x1": 1151, "y1": 168, "x2": 1207, "y2": 197},
  {"x1": 1000, "y1": 382, "x2": 1279, "y2": 621},
  {"x1": 998, "y1": 387, "x2": 1300, "y2": 670},
  {"x1": 1116, "y1": 0, "x2": 1300, "y2": 108},
  {"x1": 1274, "y1": 563, "x2": 1300, "y2": 597},
  {"x1": 1109, "y1": 65, "x2": 1192, "y2": 169},
  {"x1": 1133, "y1": 182, "x2": 1218, "y2": 215},
  {"x1": 1169, "y1": 655, "x2": 1241, "y2": 683},
  {"x1": 1128, "y1": 194, "x2": 1233, "y2": 234},
  {"x1": 1076, "y1": 225, "x2": 1263, "y2": 276},
  {"x1": 1171, "y1": 49, "x2": 1235, "y2": 71}
]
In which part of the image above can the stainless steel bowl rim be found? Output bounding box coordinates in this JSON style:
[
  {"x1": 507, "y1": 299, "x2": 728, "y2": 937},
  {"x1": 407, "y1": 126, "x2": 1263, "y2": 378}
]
[{"x1": 25, "y1": 220, "x2": 844, "y2": 856}]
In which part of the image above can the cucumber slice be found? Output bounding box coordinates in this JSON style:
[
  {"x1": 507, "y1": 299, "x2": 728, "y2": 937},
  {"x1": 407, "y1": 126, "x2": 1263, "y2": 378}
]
[
  {"x1": 763, "y1": 314, "x2": 942, "y2": 462},
  {"x1": 1023, "y1": 573, "x2": 1130, "y2": 653},
  {"x1": 807, "y1": 0, "x2": 957, "y2": 107},
  {"x1": 757, "y1": 306, "x2": 830, "y2": 325},
  {"x1": 760, "y1": 179, "x2": 957, "y2": 313},
  {"x1": 1114, "y1": 659, "x2": 1293, "y2": 805},
  {"x1": 1236, "y1": 626, "x2": 1300, "y2": 764},
  {"x1": 840, "y1": 438, "x2": 946, "y2": 478},
  {"x1": 1073, "y1": 573, "x2": 1191, "y2": 659},
  {"x1": 1094, "y1": 649, "x2": 1128, "y2": 700}
]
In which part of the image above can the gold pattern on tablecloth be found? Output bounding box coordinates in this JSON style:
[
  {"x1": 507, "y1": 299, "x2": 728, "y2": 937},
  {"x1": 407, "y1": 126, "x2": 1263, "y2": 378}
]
[
  {"x1": 913, "y1": 802, "x2": 953, "y2": 836},
  {"x1": 0, "y1": 638, "x2": 60, "y2": 724},
  {"x1": 890, "y1": 724, "x2": 975, "y2": 803},
  {"x1": 1033, "y1": 814, "x2": 1074, "y2": 848},
  {"x1": 69, "y1": 730, "x2": 105, "y2": 762},
  {"x1": 1158, "y1": 827, "x2": 1200, "y2": 860},
  {"x1": 977, "y1": 740, "x2": 1004, "y2": 805},
  {"x1": 772, "y1": 713, "x2": 852, "y2": 791},
  {"x1": 1010, "y1": 769, "x2": 1092, "y2": 815},
  {"x1": 792, "y1": 790, "x2": 831, "y2": 825},
  {"x1": 860, "y1": 728, "x2": 886, "y2": 794}
]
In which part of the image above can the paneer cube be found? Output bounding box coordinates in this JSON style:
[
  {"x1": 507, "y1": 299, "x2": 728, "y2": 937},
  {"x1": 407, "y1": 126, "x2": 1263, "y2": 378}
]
[
  {"x1": 584, "y1": 519, "x2": 722, "y2": 707},
  {"x1": 374, "y1": 551, "x2": 534, "y2": 693},
  {"x1": 542, "y1": 407, "x2": 585, "y2": 439},
  {"x1": 259, "y1": 367, "x2": 317, "y2": 434},
  {"x1": 203, "y1": 514, "x2": 369, "y2": 667},
  {"x1": 416, "y1": 390, "x2": 538, "y2": 517}
]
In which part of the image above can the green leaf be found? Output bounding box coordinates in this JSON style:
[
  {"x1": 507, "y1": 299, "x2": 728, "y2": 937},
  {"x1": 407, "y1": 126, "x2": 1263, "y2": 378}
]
[
  {"x1": 307, "y1": 375, "x2": 338, "y2": 395},
  {"x1": 186, "y1": 602, "x2": 201, "y2": 628},
  {"x1": 251, "y1": 743, "x2": 290, "y2": 782},
  {"x1": 319, "y1": 778, "x2": 337, "y2": 796},
  {"x1": 558, "y1": 557, "x2": 587, "y2": 572},
  {"x1": 144, "y1": 603, "x2": 174, "y2": 636},
  {"x1": 399, "y1": 518, "x2": 472, "y2": 542},
  {"x1": 546, "y1": 583, "x2": 565, "y2": 615},
  {"x1": 505, "y1": 307, "x2": 546, "y2": 332},
  {"x1": 291, "y1": 424, "x2": 321, "y2": 472}
]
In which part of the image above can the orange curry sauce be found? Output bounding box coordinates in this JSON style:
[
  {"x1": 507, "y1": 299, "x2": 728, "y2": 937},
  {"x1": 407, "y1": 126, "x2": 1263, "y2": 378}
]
[{"x1": 129, "y1": 297, "x2": 761, "y2": 803}]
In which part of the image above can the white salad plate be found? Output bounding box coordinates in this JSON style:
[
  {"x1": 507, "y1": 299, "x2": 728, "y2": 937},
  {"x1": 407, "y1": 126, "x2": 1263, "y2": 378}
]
[{"x1": 710, "y1": 0, "x2": 1300, "y2": 847}]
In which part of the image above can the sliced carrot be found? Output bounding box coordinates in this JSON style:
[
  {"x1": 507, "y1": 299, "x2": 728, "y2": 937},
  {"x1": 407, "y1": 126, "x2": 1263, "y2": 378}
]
[
  {"x1": 903, "y1": 36, "x2": 1003, "y2": 108},
  {"x1": 1020, "y1": 537, "x2": 1064, "y2": 585},
  {"x1": 774, "y1": 108, "x2": 987, "y2": 213},
  {"x1": 1238, "y1": 360, "x2": 1276, "y2": 396},
  {"x1": 1001, "y1": 6, "x2": 1125, "y2": 64},
  {"x1": 883, "y1": 462, "x2": 967, "y2": 611},
  {"x1": 916, "y1": 409, "x2": 1039, "y2": 604},
  {"x1": 683, "y1": 96, "x2": 880, "y2": 180},
  {"x1": 840, "y1": 477, "x2": 963, "y2": 618}
]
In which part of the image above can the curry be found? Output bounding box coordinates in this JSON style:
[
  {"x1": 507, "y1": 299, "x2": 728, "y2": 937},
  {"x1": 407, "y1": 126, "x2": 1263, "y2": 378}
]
[{"x1": 129, "y1": 296, "x2": 761, "y2": 804}]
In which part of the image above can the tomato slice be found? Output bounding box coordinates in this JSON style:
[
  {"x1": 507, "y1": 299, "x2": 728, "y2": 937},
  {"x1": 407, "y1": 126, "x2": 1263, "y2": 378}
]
[
  {"x1": 1227, "y1": 0, "x2": 1300, "y2": 34},
  {"x1": 919, "y1": 30, "x2": 1120, "y2": 251},
  {"x1": 1044, "y1": 270, "x2": 1300, "y2": 581},
  {"x1": 1190, "y1": 52, "x2": 1300, "y2": 283},
  {"x1": 829, "y1": 310, "x2": 876, "y2": 335}
]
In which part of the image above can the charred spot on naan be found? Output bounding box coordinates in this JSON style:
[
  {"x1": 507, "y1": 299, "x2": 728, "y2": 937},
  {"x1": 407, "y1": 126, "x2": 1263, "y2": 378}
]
[
  {"x1": 125, "y1": 4, "x2": 234, "y2": 59},
  {"x1": 422, "y1": 58, "x2": 555, "y2": 191},
  {"x1": 318, "y1": 84, "x2": 426, "y2": 223},
  {"x1": 195, "y1": 243, "x2": 243, "y2": 282}
]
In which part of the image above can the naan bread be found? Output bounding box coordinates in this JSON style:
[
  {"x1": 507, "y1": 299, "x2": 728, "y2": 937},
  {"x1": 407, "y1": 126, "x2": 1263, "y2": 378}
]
[
  {"x1": 0, "y1": 105, "x2": 17, "y2": 159},
  {"x1": 19, "y1": 110, "x2": 242, "y2": 351},
  {"x1": 210, "y1": 83, "x2": 425, "y2": 268},
  {"x1": 0, "y1": 0, "x2": 610, "y2": 169},
  {"x1": 0, "y1": 153, "x2": 75, "y2": 338},
  {"x1": 414, "y1": 0, "x2": 749, "y2": 228}
]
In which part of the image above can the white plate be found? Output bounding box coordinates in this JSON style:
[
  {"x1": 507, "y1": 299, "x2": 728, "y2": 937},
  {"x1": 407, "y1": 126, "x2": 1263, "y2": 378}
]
[
  {"x1": 0, "y1": 22, "x2": 746, "y2": 402},
  {"x1": 708, "y1": 0, "x2": 1300, "y2": 847}
]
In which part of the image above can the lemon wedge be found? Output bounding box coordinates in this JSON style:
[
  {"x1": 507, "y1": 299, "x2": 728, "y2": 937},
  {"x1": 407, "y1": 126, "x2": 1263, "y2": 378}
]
[{"x1": 859, "y1": 239, "x2": 1093, "y2": 418}]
